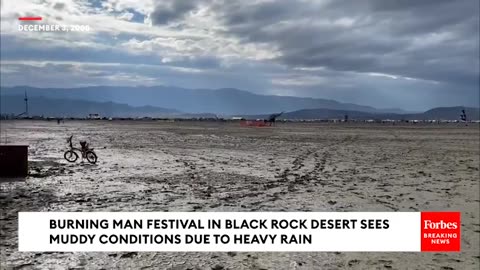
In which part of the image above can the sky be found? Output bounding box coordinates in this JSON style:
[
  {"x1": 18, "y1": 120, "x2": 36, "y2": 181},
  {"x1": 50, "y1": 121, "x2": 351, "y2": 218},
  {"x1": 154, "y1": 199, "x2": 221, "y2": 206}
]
[{"x1": 0, "y1": 0, "x2": 479, "y2": 111}]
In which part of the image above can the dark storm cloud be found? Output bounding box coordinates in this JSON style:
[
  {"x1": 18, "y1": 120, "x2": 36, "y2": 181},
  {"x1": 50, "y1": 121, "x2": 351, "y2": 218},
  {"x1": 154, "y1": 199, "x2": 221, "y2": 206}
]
[
  {"x1": 151, "y1": 0, "x2": 199, "y2": 25},
  {"x1": 367, "y1": 0, "x2": 454, "y2": 11},
  {"x1": 211, "y1": 0, "x2": 479, "y2": 86},
  {"x1": 1, "y1": 0, "x2": 478, "y2": 110},
  {"x1": 221, "y1": 1, "x2": 292, "y2": 27}
]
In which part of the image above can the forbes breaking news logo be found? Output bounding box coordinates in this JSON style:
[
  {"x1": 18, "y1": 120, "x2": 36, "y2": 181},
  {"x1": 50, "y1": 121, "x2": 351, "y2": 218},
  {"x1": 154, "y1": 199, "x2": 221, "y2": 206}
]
[{"x1": 421, "y1": 212, "x2": 461, "y2": 252}]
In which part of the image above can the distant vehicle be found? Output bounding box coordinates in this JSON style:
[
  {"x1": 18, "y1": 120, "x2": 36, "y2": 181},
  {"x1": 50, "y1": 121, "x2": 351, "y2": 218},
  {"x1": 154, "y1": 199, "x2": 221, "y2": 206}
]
[
  {"x1": 88, "y1": 113, "x2": 101, "y2": 120},
  {"x1": 64, "y1": 135, "x2": 97, "y2": 164}
]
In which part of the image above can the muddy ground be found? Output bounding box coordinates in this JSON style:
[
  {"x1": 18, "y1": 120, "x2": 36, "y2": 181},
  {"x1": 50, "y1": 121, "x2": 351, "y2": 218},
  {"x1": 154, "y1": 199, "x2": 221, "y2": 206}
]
[{"x1": 0, "y1": 120, "x2": 479, "y2": 269}]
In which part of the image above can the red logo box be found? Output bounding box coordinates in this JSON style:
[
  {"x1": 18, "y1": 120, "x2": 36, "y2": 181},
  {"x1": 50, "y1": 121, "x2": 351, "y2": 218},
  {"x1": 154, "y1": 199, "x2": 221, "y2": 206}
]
[{"x1": 421, "y1": 212, "x2": 461, "y2": 252}]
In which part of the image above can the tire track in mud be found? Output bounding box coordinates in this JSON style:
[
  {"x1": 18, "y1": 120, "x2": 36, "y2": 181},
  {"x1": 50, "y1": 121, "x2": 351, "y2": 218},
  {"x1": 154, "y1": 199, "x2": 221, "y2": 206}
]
[
  {"x1": 181, "y1": 159, "x2": 198, "y2": 180},
  {"x1": 255, "y1": 134, "x2": 363, "y2": 209},
  {"x1": 150, "y1": 157, "x2": 212, "y2": 211},
  {"x1": 274, "y1": 135, "x2": 359, "y2": 190},
  {"x1": 318, "y1": 135, "x2": 403, "y2": 211},
  {"x1": 275, "y1": 148, "x2": 315, "y2": 184},
  {"x1": 172, "y1": 135, "x2": 362, "y2": 211},
  {"x1": 171, "y1": 135, "x2": 361, "y2": 210},
  {"x1": 330, "y1": 134, "x2": 405, "y2": 211},
  {"x1": 176, "y1": 157, "x2": 262, "y2": 210}
]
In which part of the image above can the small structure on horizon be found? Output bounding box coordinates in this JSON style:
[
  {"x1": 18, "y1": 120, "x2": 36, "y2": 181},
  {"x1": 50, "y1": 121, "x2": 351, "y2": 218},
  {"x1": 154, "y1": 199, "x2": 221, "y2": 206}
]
[
  {"x1": 266, "y1": 111, "x2": 284, "y2": 126},
  {"x1": 88, "y1": 113, "x2": 101, "y2": 120},
  {"x1": 460, "y1": 109, "x2": 468, "y2": 126},
  {"x1": 460, "y1": 109, "x2": 467, "y2": 121}
]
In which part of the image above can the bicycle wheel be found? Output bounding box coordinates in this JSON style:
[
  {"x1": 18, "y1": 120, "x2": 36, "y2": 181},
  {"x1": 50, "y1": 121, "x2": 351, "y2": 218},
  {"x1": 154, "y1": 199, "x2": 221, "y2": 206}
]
[
  {"x1": 64, "y1": 150, "x2": 78, "y2": 162},
  {"x1": 86, "y1": 151, "x2": 97, "y2": 164}
]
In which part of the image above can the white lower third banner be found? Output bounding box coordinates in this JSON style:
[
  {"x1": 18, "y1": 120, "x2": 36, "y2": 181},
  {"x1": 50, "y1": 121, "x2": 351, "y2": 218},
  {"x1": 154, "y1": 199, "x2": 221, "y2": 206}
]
[{"x1": 18, "y1": 212, "x2": 460, "y2": 252}]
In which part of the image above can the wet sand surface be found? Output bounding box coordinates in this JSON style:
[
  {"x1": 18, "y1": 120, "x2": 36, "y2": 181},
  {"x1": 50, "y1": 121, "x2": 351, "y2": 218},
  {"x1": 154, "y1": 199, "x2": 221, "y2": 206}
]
[{"x1": 1, "y1": 120, "x2": 479, "y2": 270}]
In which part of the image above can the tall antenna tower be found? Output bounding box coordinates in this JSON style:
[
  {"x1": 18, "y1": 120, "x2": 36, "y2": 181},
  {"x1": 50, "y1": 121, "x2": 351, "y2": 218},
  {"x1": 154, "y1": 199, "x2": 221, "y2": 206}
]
[
  {"x1": 24, "y1": 91, "x2": 29, "y2": 117},
  {"x1": 17, "y1": 90, "x2": 29, "y2": 117}
]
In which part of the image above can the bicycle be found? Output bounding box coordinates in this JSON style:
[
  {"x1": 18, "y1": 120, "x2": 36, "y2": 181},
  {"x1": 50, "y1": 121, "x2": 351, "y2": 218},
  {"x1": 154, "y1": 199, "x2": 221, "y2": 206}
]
[{"x1": 64, "y1": 135, "x2": 98, "y2": 164}]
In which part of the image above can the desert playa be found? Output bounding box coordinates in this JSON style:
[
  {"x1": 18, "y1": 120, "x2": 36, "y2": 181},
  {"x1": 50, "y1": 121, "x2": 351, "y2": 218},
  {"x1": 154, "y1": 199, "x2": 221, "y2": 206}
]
[{"x1": 1, "y1": 120, "x2": 479, "y2": 269}]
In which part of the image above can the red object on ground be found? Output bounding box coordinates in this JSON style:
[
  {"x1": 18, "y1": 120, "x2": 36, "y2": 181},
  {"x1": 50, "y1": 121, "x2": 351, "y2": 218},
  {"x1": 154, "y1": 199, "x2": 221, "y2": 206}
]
[{"x1": 240, "y1": 120, "x2": 270, "y2": 127}]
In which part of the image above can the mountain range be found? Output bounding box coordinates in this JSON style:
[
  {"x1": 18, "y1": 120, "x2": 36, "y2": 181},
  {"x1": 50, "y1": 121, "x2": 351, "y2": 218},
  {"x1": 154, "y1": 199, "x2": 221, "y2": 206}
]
[
  {"x1": 0, "y1": 86, "x2": 407, "y2": 115},
  {"x1": 249, "y1": 107, "x2": 480, "y2": 121},
  {"x1": 0, "y1": 95, "x2": 179, "y2": 118},
  {"x1": 1, "y1": 86, "x2": 478, "y2": 120}
]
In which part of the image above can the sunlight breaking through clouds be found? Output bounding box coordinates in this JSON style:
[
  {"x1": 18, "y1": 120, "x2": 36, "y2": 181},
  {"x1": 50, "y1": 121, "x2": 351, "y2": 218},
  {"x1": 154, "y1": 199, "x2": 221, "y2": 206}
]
[{"x1": 1, "y1": 0, "x2": 479, "y2": 110}]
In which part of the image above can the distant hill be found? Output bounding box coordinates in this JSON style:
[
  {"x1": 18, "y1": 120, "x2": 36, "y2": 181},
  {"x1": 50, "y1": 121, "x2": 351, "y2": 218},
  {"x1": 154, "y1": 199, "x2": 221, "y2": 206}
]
[
  {"x1": 246, "y1": 106, "x2": 480, "y2": 121},
  {"x1": 1, "y1": 87, "x2": 476, "y2": 120},
  {"x1": 0, "y1": 95, "x2": 179, "y2": 117},
  {"x1": 0, "y1": 86, "x2": 406, "y2": 115},
  {"x1": 276, "y1": 109, "x2": 374, "y2": 120},
  {"x1": 1, "y1": 94, "x2": 477, "y2": 120},
  {"x1": 418, "y1": 107, "x2": 480, "y2": 120}
]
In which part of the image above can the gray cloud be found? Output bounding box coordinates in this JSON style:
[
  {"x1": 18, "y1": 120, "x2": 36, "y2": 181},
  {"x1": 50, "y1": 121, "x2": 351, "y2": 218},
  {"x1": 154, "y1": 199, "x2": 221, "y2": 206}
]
[
  {"x1": 1, "y1": 0, "x2": 478, "y2": 111},
  {"x1": 151, "y1": 0, "x2": 199, "y2": 25},
  {"x1": 210, "y1": 0, "x2": 479, "y2": 87},
  {"x1": 52, "y1": 2, "x2": 65, "y2": 10}
]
